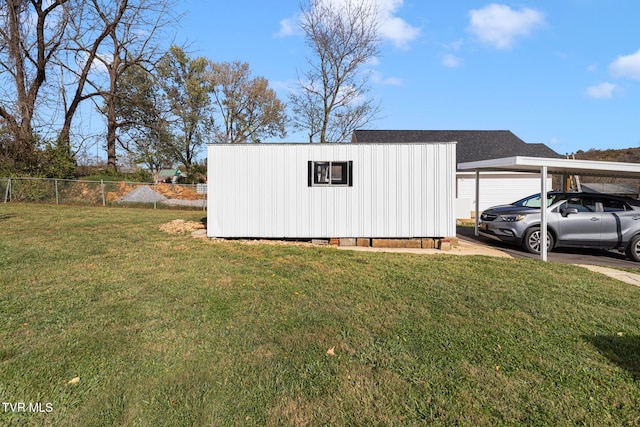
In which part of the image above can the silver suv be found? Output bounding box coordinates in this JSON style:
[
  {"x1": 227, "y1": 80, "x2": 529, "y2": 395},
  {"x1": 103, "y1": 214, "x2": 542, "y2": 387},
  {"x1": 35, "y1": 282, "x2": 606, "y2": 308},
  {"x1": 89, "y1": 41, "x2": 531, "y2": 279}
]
[{"x1": 479, "y1": 192, "x2": 640, "y2": 261}]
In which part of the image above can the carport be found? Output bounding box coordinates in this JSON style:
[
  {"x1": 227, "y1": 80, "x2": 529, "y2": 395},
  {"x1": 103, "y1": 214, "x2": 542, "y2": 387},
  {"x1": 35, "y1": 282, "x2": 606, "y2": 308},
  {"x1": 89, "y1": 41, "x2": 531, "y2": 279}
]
[{"x1": 458, "y1": 156, "x2": 640, "y2": 261}]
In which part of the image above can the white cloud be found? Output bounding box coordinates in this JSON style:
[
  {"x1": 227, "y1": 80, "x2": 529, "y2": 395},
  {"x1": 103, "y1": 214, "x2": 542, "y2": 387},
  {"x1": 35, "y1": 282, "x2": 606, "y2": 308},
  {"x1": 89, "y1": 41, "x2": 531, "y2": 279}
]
[
  {"x1": 609, "y1": 48, "x2": 640, "y2": 80},
  {"x1": 467, "y1": 3, "x2": 544, "y2": 49},
  {"x1": 270, "y1": 79, "x2": 297, "y2": 93},
  {"x1": 366, "y1": 56, "x2": 381, "y2": 66},
  {"x1": 379, "y1": 15, "x2": 420, "y2": 49},
  {"x1": 362, "y1": 0, "x2": 421, "y2": 48},
  {"x1": 586, "y1": 82, "x2": 617, "y2": 99},
  {"x1": 442, "y1": 54, "x2": 463, "y2": 68},
  {"x1": 275, "y1": 17, "x2": 298, "y2": 37},
  {"x1": 277, "y1": 0, "x2": 420, "y2": 49},
  {"x1": 371, "y1": 70, "x2": 403, "y2": 86}
]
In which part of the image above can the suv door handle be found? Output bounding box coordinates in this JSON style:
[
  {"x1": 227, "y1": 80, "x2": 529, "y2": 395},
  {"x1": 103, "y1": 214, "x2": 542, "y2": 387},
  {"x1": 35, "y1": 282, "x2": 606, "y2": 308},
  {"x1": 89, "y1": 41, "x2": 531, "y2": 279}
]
[{"x1": 590, "y1": 217, "x2": 599, "y2": 221}]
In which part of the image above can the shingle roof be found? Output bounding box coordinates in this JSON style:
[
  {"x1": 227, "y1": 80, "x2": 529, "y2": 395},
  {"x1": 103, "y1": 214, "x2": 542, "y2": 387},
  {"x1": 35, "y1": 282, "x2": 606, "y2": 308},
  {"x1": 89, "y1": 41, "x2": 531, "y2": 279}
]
[{"x1": 351, "y1": 130, "x2": 561, "y2": 169}]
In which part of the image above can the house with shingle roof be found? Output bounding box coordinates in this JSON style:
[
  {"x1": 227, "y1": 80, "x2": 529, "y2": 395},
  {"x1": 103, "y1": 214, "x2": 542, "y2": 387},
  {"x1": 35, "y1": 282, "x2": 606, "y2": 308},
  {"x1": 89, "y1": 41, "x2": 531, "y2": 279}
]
[{"x1": 352, "y1": 130, "x2": 561, "y2": 218}]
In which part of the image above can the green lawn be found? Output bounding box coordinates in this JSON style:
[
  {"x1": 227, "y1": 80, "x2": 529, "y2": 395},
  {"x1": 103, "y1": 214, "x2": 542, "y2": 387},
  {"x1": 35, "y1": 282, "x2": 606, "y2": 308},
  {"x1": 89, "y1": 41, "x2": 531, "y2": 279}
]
[{"x1": 1, "y1": 203, "x2": 639, "y2": 426}]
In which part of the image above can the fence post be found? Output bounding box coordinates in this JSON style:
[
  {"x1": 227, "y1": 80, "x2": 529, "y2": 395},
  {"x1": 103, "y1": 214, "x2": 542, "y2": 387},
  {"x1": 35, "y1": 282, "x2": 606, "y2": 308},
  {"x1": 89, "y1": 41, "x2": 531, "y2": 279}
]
[
  {"x1": 55, "y1": 179, "x2": 59, "y2": 205},
  {"x1": 4, "y1": 178, "x2": 10, "y2": 203},
  {"x1": 153, "y1": 181, "x2": 157, "y2": 209},
  {"x1": 101, "y1": 180, "x2": 106, "y2": 207}
]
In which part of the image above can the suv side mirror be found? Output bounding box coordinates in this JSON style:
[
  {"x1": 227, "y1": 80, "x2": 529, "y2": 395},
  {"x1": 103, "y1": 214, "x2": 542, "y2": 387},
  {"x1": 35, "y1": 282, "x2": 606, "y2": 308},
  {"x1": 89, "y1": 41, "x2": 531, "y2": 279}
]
[{"x1": 561, "y1": 207, "x2": 579, "y2": 217}]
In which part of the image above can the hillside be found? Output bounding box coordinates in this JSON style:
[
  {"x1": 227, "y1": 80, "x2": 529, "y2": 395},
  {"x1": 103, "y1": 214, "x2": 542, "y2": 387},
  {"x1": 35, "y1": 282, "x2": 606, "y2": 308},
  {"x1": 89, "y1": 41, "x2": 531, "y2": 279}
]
[
  {"x1": 571, "y1": 147, "x2": 640, "y2": 190},
  {"x1": 574, "y1": 147, "x2": 640, "y2": 163}
]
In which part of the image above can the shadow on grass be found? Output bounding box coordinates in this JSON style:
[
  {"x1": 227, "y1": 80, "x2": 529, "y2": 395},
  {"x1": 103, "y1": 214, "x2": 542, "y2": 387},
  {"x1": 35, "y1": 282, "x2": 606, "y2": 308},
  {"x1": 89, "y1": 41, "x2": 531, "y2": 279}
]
[
  {"x1": 584, "y1": 334, "x2": 640, "y2": 380},
  {"x1": 0, "y1": 214, "x2": 16, "y2": 221}
]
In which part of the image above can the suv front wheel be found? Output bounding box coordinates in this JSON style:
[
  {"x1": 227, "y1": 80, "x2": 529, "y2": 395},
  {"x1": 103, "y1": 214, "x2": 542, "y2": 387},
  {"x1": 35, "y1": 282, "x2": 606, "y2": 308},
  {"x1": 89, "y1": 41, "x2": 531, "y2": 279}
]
[{"x1": 522, "y1": 227, "x2": 554, "y2": 254}]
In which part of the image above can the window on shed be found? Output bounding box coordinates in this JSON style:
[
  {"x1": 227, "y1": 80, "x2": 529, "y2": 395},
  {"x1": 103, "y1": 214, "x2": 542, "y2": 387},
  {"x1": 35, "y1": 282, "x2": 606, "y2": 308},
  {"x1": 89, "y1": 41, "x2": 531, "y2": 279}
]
[{"x1": 308, "y1": 161, "x2": 352, "y2": 186}]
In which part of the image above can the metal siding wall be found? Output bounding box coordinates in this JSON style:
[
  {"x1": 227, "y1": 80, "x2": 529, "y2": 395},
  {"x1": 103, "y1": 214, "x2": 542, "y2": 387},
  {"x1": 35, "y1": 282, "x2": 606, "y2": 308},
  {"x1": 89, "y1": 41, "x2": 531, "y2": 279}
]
[
  {"x1": 443, "y1": 144, "x2": 457, "y2": 236},
  {"x1": 410, "y1": 145, "x2": 424, "y2": 234},
  {"x1": 457, "y1": 173, "x2": 552, "y2": 212},
  {"x1": 367, "y1": 145, "x2": 381, "y2": 235},
  {"x1": 424, "y1": 144, "x2": 438, "y2": 236},
  {"x1": 207, "y1": 142, "x2": 456, "y2": 238}
]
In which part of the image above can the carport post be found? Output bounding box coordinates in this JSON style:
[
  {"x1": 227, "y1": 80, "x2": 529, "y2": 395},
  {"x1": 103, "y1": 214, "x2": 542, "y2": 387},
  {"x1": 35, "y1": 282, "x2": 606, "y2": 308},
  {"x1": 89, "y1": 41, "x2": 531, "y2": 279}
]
[
  {"x1": 474, "y1": 169, "x2": 480, "y2": 236},
  {"x1": 541, "y1": 165, "x2": 548, "y2": 261}
]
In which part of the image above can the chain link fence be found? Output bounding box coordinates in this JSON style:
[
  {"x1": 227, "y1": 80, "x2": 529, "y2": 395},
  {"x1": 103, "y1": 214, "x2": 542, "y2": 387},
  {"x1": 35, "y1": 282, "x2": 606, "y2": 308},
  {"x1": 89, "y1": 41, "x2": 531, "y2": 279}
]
[{"x1": 0, "y1": 177, "x2": 206, "y2": 210}]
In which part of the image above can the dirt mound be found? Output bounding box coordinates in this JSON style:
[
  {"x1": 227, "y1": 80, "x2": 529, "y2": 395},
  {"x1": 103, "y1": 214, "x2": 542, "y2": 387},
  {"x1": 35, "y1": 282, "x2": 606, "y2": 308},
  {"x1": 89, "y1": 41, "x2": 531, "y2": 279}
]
[
  {"x1": 106, "y1": 182, "x2": 137, "y2": 202},
  {"x1": 155, "y1": 183, "x2": 202, "y2": 200},
  {"x1": 159, "y1": 219, "x2": 205, "y2": 234}
]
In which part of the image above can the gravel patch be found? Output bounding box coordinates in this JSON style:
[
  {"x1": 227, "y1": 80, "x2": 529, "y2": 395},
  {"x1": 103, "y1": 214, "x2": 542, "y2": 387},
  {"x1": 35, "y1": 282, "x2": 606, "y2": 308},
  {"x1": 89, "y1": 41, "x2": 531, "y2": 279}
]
[
  {"x1": 119, "y1": 185, "x2": 167, "y2": 203},
  {"x1": 160, "y1": 198, "x2": 207, "y2": 208}
]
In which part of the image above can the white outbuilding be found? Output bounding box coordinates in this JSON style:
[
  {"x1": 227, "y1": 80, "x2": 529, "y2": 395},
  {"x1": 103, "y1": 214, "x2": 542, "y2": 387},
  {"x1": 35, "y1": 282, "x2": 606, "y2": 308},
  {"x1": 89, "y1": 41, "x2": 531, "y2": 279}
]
[
  {"x1": 352, "y1": 130, "x2": 560, "y2": 218},
  {"x1": 207, "y1": 142, "x2": 457, "y2": 240}
]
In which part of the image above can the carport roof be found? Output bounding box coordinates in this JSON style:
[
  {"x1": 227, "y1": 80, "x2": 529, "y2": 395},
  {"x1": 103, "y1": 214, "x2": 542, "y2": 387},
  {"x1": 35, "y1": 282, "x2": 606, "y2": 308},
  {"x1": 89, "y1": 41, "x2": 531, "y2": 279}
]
[
  {"x1": 458, "y1": 156, "x2": 640, "y2": 179},
  {"x1": 458, "y1": 155, "x2": 640, "y2": 262}
]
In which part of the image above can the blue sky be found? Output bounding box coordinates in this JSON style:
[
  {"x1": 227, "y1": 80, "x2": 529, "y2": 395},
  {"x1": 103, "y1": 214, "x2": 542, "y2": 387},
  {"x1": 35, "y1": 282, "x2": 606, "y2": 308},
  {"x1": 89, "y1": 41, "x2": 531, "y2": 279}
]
[{"x1": 176, "y1": 0, "x2": 640, "y2": 154}]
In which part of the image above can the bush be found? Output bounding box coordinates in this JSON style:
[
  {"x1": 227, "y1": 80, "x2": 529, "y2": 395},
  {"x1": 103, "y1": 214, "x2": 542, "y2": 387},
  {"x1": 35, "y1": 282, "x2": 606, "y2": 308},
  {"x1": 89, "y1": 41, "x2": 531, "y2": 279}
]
[
  {"x1": 178, "y1": 164, "x2": 207, "y2": 184},
  {"x1": 79, "y1": 168, "x2": 153, "y2": 183},
  {"x1": 11, "y1": 179, "x2": 55, "y2": 202},
  {"x1": 38, "y1": 142, "x2": 77, "y2": 179},
  {"x1": 0, "y1": 135, "x2": 77, "y2": 179}
]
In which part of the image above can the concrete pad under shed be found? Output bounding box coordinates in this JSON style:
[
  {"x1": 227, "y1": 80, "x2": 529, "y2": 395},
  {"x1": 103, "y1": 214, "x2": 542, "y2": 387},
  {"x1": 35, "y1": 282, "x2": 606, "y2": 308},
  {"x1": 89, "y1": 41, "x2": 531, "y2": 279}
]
[{"x1": 337, "y1": 237, "x2": 512, "y2": 257}]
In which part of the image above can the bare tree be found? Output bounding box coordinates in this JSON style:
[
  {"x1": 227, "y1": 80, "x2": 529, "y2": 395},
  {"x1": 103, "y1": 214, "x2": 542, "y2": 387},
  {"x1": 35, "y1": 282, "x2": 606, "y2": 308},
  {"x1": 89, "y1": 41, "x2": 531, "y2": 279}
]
[
  {"x1": 207, "y1": 61, "x2": 287, "y2": 143},
  {"x1": 56, "y1": 0, "x2": 127, "y2": 164},
  {"x1": 59, "y1": 0, "x2": 178, "y2": 170},
  {"x1": 290, "y1": 0, "x2": 381, "y2": 143},
  {"x1": 97, "y1": 0, "x2": 178, "y2": 170},
  {"x1": 0, "y1": 0, "x2": 180, "y2": 174},
  {"x1": 0, "y1": 0, "x2": 71, "y2": 168}
]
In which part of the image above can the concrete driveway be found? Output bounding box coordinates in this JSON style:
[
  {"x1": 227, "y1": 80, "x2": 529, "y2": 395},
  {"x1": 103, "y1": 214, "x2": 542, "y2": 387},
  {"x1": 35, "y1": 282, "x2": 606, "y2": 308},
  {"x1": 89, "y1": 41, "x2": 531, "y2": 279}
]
[{"x1": 457, "y1": 226, "x2": 640, "y2": 270}]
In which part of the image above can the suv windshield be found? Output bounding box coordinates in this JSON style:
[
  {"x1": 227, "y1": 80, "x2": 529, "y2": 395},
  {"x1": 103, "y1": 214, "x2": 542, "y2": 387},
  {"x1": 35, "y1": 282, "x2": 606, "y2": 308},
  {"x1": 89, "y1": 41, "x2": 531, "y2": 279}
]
[{"x1": 512, "y1": 193, "x2": 564, "y2": 208}]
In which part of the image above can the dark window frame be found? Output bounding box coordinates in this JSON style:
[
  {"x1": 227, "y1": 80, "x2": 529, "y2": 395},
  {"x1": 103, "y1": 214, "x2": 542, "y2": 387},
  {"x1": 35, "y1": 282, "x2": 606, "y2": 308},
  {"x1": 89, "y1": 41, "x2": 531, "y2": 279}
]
[{"x1": 308, "y1": 161, "x2": 353, "y2": 187}]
